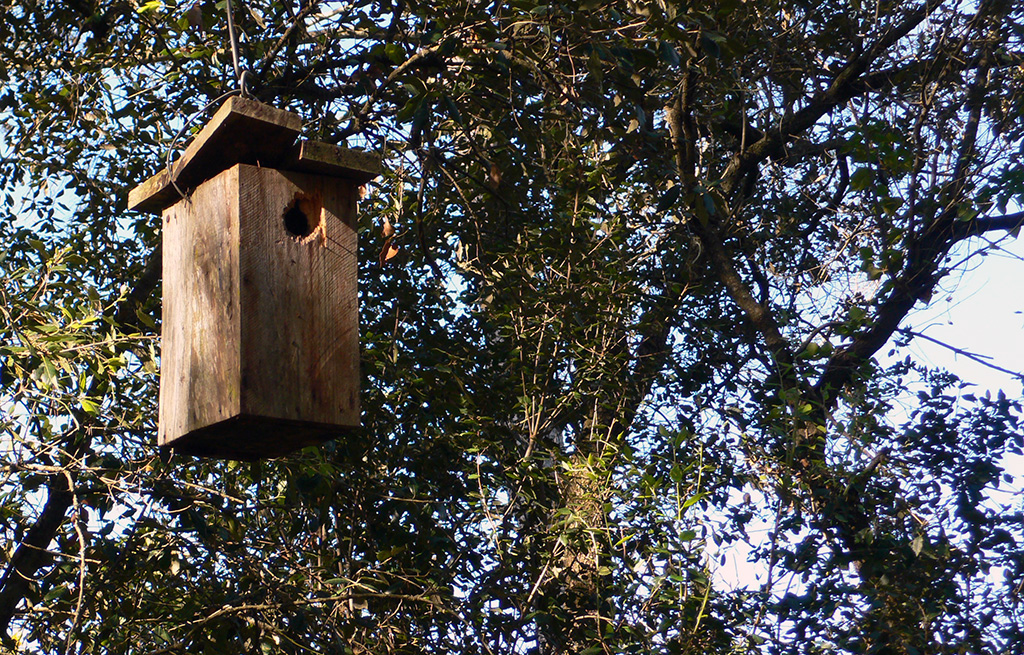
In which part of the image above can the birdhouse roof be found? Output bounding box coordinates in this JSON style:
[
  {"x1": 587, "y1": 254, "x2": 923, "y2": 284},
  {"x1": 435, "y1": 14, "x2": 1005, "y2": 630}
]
[{"x1": 128, "y1": 97, "x2": 380, "y2": 213}]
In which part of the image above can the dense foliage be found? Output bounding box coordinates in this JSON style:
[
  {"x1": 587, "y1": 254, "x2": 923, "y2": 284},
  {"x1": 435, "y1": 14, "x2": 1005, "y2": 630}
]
[{"x1": 2, "y1": 0, "x2": 1024, "y2": 653}]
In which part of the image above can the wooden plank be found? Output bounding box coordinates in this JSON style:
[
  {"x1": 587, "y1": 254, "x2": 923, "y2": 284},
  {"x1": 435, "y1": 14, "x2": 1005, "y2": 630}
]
[
  {"x1": 158, "y1": 168, "x2": 242, "y2": 448},
  {"x1": 236, "y1": 165, "x2": 360, "y2": 429},
  {"x1": 283, "y1": 140, "x2": 381, "y2": 184},
  {"x1": 163, "y1": 415, "x2": 354, "y2": 460},
  {"x1": 129, "y1": 97, "x2": 302, "y2": 213}
]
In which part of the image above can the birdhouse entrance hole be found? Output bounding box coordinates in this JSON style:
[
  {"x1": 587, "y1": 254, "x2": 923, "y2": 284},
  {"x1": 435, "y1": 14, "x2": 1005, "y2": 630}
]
[{"x1": 283, "y1": 192, "x2": 323, "y2": 239}]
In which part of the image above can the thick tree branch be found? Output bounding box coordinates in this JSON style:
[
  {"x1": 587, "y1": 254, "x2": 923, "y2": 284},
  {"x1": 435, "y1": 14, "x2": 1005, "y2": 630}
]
[
  {"x1": 957, "y1": 211, "x2": 1024, "y2": 237},
  {"x1": 816, "y1": 9, "x2": 1005, "y2": 399},
  {"x1": 0, "y1": 461, "x2": 77, "y2": 642},
  {"x1": 665, "y1": 70, "x2": 698, "y2": 185},
  {"x1": 666, "y1": 90, "x2": 796, "y2": 378},
  {"x1": 721, "y1": 2, "x2": 940, "y2": 195}
]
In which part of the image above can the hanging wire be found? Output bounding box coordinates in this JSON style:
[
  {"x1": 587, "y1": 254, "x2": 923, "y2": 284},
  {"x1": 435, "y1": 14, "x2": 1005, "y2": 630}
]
[
  {"x1": 225, "y1": 0, "x2": 252, "y2": 98},
  {"x1": 162, "y1": 0, "x2": 254, "y2": 202},
  {"x1": 165, "y1": 89, "x2": 241, "y2": 202}
]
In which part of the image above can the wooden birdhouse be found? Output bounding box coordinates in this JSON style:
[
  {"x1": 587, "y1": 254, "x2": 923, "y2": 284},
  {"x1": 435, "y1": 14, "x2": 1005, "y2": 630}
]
[{"x1": 128, "y1": 97, "x2": 379, "y2": 460}]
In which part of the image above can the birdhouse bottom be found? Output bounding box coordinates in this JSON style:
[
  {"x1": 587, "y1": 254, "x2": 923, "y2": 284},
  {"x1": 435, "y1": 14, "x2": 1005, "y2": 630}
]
[{"x1": 165, "y1": 415, "x2": 351, "y2": 460}]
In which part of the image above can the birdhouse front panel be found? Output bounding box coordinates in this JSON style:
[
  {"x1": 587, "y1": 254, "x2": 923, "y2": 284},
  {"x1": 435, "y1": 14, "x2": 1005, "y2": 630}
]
[
  {"x1": 236, "y1": 165, "x2": 359, "y2": 427},
  {"x1": 158, "y1": 164, "x2": 360, "y2": 459}
]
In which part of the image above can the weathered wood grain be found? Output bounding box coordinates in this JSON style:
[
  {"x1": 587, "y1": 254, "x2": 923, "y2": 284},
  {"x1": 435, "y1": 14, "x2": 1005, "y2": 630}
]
[
  {"x1": 158, "y1": 164, "x2": 360, "y2": 459},
  {"x1": 283, "y1": 140, "x2": 381, "y2": 184},
  {"x1": 158, "y1": 168, "x2": 242, "y2": 449},
  {"x1": 128, "y1": 97, "x2": 302, "y2": 213},
  {"x1": 237, "y1": 165, "x2": 359, "y2": 427},
  {"x1": 136, "y1": 97, "x2": 376, "y2": 459}
]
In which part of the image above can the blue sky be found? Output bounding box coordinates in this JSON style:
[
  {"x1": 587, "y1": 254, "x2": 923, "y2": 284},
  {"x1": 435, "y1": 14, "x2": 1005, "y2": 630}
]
[{"x1": 904, "y1": 235, "x2": 1024, "y2": 396}]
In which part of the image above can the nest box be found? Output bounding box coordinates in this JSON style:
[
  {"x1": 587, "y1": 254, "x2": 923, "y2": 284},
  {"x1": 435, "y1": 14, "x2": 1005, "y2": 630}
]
[{"x1": 129, "y1": 97, "x2": 379, "y2": 460}]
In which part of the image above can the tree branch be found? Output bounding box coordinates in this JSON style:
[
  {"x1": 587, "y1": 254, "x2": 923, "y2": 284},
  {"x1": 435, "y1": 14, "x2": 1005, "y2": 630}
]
[
  {"x1": 816, "y1": 1, "x2": 1008, "y2": 400},
  {"x1": 666, "y1": 93, "x2": 795, "y2": 376},
  {"x1": 721, "y1": 2, "x2": 941, "y2": 195},
  {"x1": 0, "y1": 464, "x2": 77, "y2": 642},
  {"x1": 0, "y1": 246, "x2": 162, "y2": 641},
  {"x1": 900, "y1": 327, "x2": 1024, "y2": 381},
  {"x1": 956, "y1": 210, "x2": 1024, "y2": 238}
]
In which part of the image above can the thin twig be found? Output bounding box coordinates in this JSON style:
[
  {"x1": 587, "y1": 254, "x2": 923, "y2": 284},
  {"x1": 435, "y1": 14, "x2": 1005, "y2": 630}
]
[{"x1": 900, "y1": 327, "x2": 1024, "y2": 381}]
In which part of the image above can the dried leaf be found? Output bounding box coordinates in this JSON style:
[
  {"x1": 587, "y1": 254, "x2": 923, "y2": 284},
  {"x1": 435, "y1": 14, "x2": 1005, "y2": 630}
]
[
  {"x1": 488, "y1": 162, "x2": 502, "y2": 189},
  {"x1": 382, "y1": 217, "x2": 395, "y2": 239},
  {"x1": 378, "y1": 237, "x2": 399, "y2": 266},
  {"x1": 247, "y1": 6, "x2": 267, "y2": 29}
]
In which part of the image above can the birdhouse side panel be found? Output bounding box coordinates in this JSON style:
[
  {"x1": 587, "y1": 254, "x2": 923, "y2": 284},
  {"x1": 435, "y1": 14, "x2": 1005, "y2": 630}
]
[
  {"x1": 236, "y1": 165, "x2": 359, "y2": 429},
  {"x1": 158, "y1": 169, "x2": 243, "y2": 447}
]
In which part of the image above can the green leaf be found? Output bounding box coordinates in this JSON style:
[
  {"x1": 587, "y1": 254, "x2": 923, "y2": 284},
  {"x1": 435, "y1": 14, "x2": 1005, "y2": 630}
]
[
  {"x1": 37, "y1": 358, "x2": 58, "y2": 389},
  {"x1": 910, "y1": 534, "x2": 925, "y2": 556},
  {"x1": 397, "y1": 95, "x2": 423, "y2": 123},
  {"x1": 659, "y1": 41, "x2": 680, "y2": 66},
  {"x1": 682, "y1": 492, "x2": 708, "y2": 509},
  {"x1": 135, "y1": 307, "x2": 157, "y2": 330},
  {"x1": 880, "y1": 197, "x2": 903, "y2": 216},
  {"x1": 699, "y1": 32, "x2": 721, "y2": 58},
  {"x1": 43, "y1": 585, "x2": 68, "y2": 602},
  {"x1": 669, "y1": 464, "x2": 683, "y2": 483},
  {"x1": 656, "y1": 185, "x2": 680, "y2": 212},
  {"x1": 136, "y1": 0, "x2": 163, "y2": 14},
  {"x1": 850, "y1": 167, "x2": 875, "y2": 191},
  {"x1": 384, "y1": 43, "x2": 405, "y2": 64},
  {"x1": 702, "y1": 192, "x2": 717, "y2": 217},
  {"x1": 79, "y1": 397, "x2": 100, "y2": 415}
]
